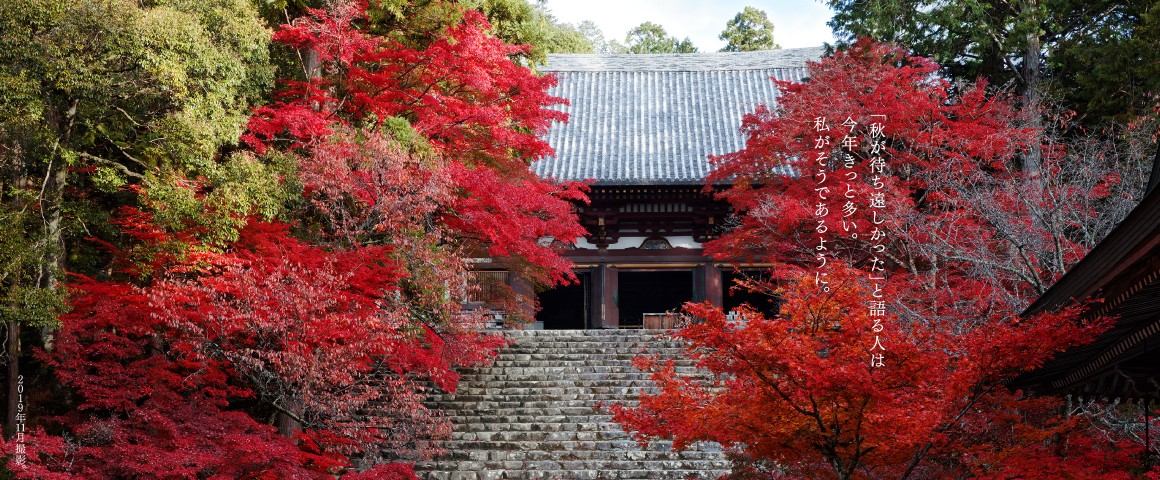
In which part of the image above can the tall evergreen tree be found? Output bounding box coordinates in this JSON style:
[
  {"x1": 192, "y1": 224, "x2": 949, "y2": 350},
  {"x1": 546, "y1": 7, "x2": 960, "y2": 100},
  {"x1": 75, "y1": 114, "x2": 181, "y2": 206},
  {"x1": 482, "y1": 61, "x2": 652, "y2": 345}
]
[
  {"x1": 719, "y1": 6, "x2": 780, "y2": 52},
  {"x1": 624, "y1": 21, "x2": 697, "y2": 54},
  {"x1": 578, "y1": 20, "x2": 627, "y2": 54},
  {"x1": 824, "y1": 0, "x2": 1160, "y2": 126}
]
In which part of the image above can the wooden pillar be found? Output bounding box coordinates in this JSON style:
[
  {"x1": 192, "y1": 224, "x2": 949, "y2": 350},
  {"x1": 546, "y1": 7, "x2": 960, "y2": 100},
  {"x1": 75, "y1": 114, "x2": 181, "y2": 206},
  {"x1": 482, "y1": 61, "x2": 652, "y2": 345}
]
[
  {"x1": 584, "y1": 268, "x2": 598, "y2": 330},
  {"x1": 509, "y1": 274, "x2": 535, "y2": 322},
  {"x1": 599, "y1": 264, "x2": 619, "y2": 329},
  {"x1": 590, "y1": 266, "x2": 601, "y2": 329},
  {"x1": 704, "y1": 263, "x2": 723, "y2": 307}
]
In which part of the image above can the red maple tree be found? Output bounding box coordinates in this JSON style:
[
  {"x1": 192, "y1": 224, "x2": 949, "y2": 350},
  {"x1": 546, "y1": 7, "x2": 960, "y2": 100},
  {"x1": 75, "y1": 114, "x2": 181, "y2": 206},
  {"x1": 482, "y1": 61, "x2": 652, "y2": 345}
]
[
  {"x1": 8, "y1": 214, "x2": 462, "y2": 477},
  {"x1": 610, "y1": 41, "x2": 1148, "y2": 479},
  {"x1": 9, "y1": 2, "x2": 583, "y2": 477},
  {"x1": 244, "y1": 0, "x2": 587, "y2": 290}
]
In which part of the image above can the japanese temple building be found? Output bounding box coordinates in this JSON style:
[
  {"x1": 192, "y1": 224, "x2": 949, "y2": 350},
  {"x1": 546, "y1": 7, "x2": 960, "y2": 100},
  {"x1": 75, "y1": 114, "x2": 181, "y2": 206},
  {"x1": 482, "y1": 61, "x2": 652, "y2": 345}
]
[
  {"x1": 1015, "y1": 158, "x2": 1160, "y2": 401},
  {"x1": 500, "y1": 47, "x2": 824, "y2": 329}
]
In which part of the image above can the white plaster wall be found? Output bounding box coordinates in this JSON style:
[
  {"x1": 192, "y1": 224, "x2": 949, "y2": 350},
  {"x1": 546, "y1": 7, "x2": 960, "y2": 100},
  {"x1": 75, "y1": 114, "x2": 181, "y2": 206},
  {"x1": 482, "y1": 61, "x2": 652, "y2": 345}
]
[{"x1": 573, "y1": 236, "x2": 701, "y2": 250}]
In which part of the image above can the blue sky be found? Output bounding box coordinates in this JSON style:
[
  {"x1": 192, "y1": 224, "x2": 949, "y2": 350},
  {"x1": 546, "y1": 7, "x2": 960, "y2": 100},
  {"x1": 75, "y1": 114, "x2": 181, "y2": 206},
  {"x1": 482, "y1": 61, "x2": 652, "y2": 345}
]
[{"x1": 540, "y1": 0, "x2": 836, "y2": 51}]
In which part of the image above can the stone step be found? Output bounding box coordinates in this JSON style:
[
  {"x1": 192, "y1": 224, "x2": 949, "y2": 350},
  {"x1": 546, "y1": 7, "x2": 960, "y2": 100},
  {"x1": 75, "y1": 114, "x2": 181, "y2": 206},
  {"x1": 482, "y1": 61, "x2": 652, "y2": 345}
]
[
  {"x1": 492, "y1": 351, "x2": 686, "y2": 358},
  {"x1": 446, "y1": 379, "x2": 710, "y2": 388},
  {"x1": 417, "y1": 466, "x2": 723, "y2": 477},
  {"x1": 486, "y1": 353, "x2": 691, "y2": 361},
  {"x1": 432, "y1": 394, "x2": 650, "y2": 403},
  {"x1": 418, "y1": 469, "x2": 728, "y2": 480},
  {"x1": 489, "y1": 351, "x2": 700, "y2": 359},
  {"x1": 413, "y1": 329, "x2": 729, "y2": 478},
  {"x1": 456, "y1": 376, "x2": 660, "y2": 384},
  {"x1": 440, "y1": 414, "x2": 616, "y2": 424},
  {"x1": 488, "y1": 349, "x2": 691, "y2": 355},
  {"x1": 433, "y1": 448, "x2": 725, "y2": 462},
  {"x1": 417, "y1": 459, "x2": 731, "y2": 471},
  {"x1": 432, "y1": 440, "x2": 723, "y2": 453},
  {"x1": 416, "y1": 462, "x2": 730, "y2": 476},
  {"x1": 447, "y1": 424, "x2": 635, "y2": 435},
  {"x1": 442, "y1": 430, "x2": 635, "y2": 442},
  {"x1": 433, "y1": 398, "x2": 634, "y2": 407},
  {"x1": 461, "y1": 366, "x2": 699, "y2": 374},
  {"x1": 501, "y1": 339, "x2": 685, "y2": 345},
  {"x1": 434, "y1": 407, "x2": 616, "y2": 417},
  {"x1": 436, "y1": 396, "x2": 638, "y2": 406},
  {"x1": 459, "y1": 370, "x2": 669, "y2": 378},
  {"x1": 439, "y1": 380, "x2": 667, "y2": 389},
  {"x1": 441, "y1": 385, "x2": 671, "y2": 395},
  {"x1": 439, "y1": 425, "x2": 629, "y2": 435},
  {"x1": 499, "y1": 340, "x2": 685, "y2": 346},
  {"x1": 502, "y1": 330, "x2": 680, "y2": 338},
  {"x1": 498, "y1": 345, "x2": 684, "y2": 351},
  {"x1": 447, "y1": 374, "x2": 671, "y2": 381},
  {"x1": 472, "y1": 362, "x2": 675, "y2": 369},
  {"x1": 435, "y1": 391, "x2": 647, "y2": 400},
  {"x1": 433, "y1": 405, "x2": 640, "y2": 414}
]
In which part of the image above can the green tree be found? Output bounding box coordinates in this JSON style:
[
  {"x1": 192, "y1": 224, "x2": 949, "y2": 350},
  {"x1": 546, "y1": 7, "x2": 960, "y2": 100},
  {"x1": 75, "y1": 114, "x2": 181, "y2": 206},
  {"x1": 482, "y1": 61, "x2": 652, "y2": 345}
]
[
  {"x1": 1047, "y1": 1, "x2": 1160, "y2": 125},
  {"x1": 545, "y1": 20, "x2": 597, "y2": 53},
  {"x1": 624, "y1": 21, "x2": 698, "y2": 54},
  {"x1": 466, "y1": 0, "x2": 597, "y2": 57},
  {"x1": 578, "y1": 20, "x2": 627, "y2": 54},
  {"x1": 0, "y1": 0, "x2": 275, "y2": 436},
  {"x1": 719, "y1": 6, "x2": 780, "y2": 51},
  {"x1": 824, "y1": 0, "x2": 1160, "y2": 127},
  {"x1": 826, "y1": 0, "x2": 1040, "y2": 90}
]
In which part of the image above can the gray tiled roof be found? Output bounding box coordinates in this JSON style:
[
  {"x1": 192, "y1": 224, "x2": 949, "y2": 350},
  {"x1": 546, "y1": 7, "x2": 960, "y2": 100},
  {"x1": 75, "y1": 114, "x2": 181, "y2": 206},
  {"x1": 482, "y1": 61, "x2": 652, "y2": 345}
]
[{"x1": 533, "y1": 47, "x2": 822, "y2": 185}]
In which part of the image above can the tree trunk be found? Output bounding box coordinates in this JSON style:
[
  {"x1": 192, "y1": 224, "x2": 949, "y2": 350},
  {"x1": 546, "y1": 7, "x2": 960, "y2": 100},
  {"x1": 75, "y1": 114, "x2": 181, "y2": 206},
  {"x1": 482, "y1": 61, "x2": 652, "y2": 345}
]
[
  {"x1": 4, "y1": 319, "x2": 18, "y2": 438},
  {"x1": 276, "y1": 411, "x2": 300, "y2": 438},
  {"x1": 1021, "y1": 0, "x2": 1043, "y2": 178},
  {"x1": 304, "y1": 49, "x2": 321, "y2": 80},
  {"x1": 39, "y1": 158, "x2": 68, "y2": 349},
  {"x1": 3, "y1": 113, "x2": 71, "y2": 436},
  {"x1": 37, "y1": 99, "x2": 73, "y2": 354},
  {"x1": 275, "y1": 401, "x2": 303, "y2": 439}
]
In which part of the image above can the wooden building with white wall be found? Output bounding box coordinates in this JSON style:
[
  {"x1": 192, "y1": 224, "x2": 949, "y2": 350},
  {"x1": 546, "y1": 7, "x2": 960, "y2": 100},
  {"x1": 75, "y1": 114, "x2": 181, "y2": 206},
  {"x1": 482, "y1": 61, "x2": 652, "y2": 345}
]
[{"x1": 496, "y1": 47, "x2": 822, "y2": 329}]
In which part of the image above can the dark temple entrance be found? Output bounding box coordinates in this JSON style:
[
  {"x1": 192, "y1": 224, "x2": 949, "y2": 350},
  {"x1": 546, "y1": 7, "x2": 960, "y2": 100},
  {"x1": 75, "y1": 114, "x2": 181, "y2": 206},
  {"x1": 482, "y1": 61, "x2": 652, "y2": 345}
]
[
  {"x1": 722, "y1": 270, "x2": 780, "y2": 318},
  {"x1": 537, "y1": 271, "x2": 591, "y2": 329},
  {"x1": 618, "y1": 270, "x2": 693, "y2": 328}
]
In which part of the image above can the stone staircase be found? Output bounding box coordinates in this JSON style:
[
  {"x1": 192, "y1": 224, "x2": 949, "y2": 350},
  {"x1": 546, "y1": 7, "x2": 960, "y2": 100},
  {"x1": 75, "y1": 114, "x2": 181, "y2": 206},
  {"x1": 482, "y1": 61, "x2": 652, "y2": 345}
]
[{"x1": 415, "y1": 329, "x2": 731, "y2": 480}]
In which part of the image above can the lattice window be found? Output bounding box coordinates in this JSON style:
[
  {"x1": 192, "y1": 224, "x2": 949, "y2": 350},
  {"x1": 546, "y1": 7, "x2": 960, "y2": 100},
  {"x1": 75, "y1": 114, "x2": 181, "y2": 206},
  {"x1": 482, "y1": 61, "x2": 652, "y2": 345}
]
[
  {"x1": 550, "y1": 239, "x2": 575, "y2": 250},
  {"x1": 639, "y1": 237, "x2": 672, "y2": 250},
  {"x1": 466, "y1": 270, "x2": 509, "y2": 304}
]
